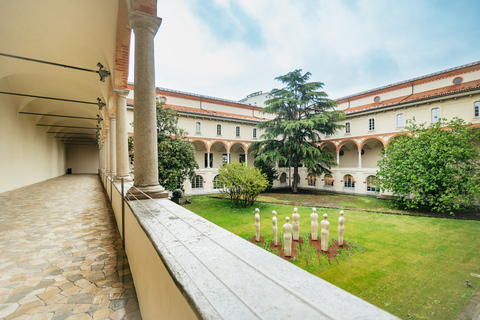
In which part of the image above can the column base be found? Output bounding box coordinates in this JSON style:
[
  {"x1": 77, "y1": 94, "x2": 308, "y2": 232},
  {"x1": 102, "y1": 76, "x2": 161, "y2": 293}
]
[
  {"x1": 114, "y1": 174, "x2": 133, "y2": 182},
  {"x1": 127, "y1": 184, "x2": 169, "y2": 200}
]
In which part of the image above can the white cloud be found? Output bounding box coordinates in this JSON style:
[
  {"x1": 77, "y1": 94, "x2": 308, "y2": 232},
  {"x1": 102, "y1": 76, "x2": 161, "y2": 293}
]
[{"x1": 128, "y1": 0, "x2": 480, "y2": 101}]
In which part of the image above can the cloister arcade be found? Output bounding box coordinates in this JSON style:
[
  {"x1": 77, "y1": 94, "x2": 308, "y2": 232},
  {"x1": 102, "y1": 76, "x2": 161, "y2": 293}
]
[
  {"x1": 273, "y1": 134, "x2": 392, "y2": 195},
  {"x1": 185, "y1": 138, "x2": 254, "y2": 194}
]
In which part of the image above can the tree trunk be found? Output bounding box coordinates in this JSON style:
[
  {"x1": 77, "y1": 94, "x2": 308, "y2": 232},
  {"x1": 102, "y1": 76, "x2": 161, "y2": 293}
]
[{"x1": 293, "y1": 158, "x2": 299, "y2": 193}]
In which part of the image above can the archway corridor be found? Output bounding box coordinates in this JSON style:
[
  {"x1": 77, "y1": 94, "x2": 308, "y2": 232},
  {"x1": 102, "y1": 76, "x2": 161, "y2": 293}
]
[{"x1": 0, "y1": 175, "x2": 141, "y2": 319}]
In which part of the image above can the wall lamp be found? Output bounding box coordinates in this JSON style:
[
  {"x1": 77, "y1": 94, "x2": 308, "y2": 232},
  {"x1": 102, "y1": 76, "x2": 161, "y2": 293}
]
[{"x1": 97, "y1": 63, "x2": 111, "y2": 82}]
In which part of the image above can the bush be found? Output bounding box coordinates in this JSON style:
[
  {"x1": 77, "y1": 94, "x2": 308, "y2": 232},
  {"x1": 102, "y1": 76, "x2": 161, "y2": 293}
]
[
  {"x1": 217, "y1": 162, "x2": 269, "y2": 208},
  {"x1": 172, "y1": 189, "x2": 183, "y2": 198},
  {"x1": 377, "y1": 117, "x2": 480, "y2": 215}
]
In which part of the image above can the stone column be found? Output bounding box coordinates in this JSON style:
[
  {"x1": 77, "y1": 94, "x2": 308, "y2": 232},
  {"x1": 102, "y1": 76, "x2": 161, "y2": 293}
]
[
  {"x1": 109, "y1": 116, "x2": 117, "y2": 176},
  {"x1": 227, "y1": 152, "x2": 230, "y2": 164},
  {"x1": 127, "y1": 10, "x2": 167, "y2": 199},
  {"x1": 102, "y1": 134, "x2": 107, "y2": 171},
  {"x1": 206, "y1": 152, "x2": 210, "y2": 168},
  {"x1": 114, "y1": 89, "x2": 132, "y2": 181},
  {"x1": 105, "y1": 127, "x2": 110, "y2": 174},
  {"x1": 336, "y1": 151, "x2": 340, "y2": 165},
  {"x1": 99, "y1": 145, "x2": 104, "y2": 170},
  {"x1": 358, "y1": 149, "x2": 362, "y2": 168}
]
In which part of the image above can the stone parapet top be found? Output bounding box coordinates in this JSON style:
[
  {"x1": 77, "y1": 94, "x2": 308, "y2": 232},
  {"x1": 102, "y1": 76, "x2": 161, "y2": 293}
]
[{"x1": 126, "y1": 196, "x2": 399, "y2": 320}]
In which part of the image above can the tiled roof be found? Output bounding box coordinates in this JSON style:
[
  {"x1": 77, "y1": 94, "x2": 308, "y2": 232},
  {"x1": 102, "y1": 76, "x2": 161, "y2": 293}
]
[
  {"x1": 337, "y1": 60, "x2": 480, "y2": 102},
  {"x1": 126, "y1": 83, "x2": 264, "y2": 112},
  {"x1": 126, "y1": 99, "x2": 269, "y2": 122},
  {"x1": 345, "y1": 79, "x2": 480, "y2": 115},
  {"x1": 167, "y1": 104, "x2": 270, "y2": 122}
]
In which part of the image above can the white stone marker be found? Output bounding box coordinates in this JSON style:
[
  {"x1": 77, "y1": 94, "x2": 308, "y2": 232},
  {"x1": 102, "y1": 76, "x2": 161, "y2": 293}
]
[
  {"x1": 321, "y1": 214, "x2": 330, "y2": 252},
  {"x1": 272, "y1": 210, "x2": 278, "y2": 246},
  {"x1": 255, "y1": 208, "x2": 260, "y2": 242},
  {"x1": 292, "y1": 207, "x2": 300, "y2": 241},
  {"x1": 283, "y1": 217, "x2": 293, "y2": 257},
  {"x1": 311, "y1": 208, "x2": 319, "y2": 241},
  {"x1": 338, "y1": 211, "x2": 345, "y2": 246}
]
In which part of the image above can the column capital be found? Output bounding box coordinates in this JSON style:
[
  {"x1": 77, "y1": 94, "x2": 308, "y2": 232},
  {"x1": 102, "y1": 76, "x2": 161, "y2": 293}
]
[
  {"x1": 113, "y1": 88, "x2": 130, "y2": 98},
  {"x1": 109, "y1": 114, "x2": 116, "y2": 120},
  {"x1": 127, "y1": 10, "x2": 162, "y2": 35}
]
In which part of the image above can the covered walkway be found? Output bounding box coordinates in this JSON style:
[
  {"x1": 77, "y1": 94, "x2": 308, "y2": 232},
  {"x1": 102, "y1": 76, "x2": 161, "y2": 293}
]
[{"x1": 0, "y1": 175, "x2": 141, "y2": 320}]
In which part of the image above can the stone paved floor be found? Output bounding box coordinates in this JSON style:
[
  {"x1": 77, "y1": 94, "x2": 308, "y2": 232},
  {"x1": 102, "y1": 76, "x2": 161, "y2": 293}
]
[{"x1": 0, "y1": 175, "x2": 141, "y2": 320}]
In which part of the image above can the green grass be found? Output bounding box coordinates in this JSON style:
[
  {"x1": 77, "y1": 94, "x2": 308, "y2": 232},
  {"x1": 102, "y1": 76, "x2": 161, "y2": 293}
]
[{"x1": 183, "y1": 195, "x2": 480, "y2": 320}]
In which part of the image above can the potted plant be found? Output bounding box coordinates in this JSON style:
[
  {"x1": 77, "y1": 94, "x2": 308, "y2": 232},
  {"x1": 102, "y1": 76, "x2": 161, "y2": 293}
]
[{"x1": 171, "y1": 189, "x2": 187, "y2": 205}]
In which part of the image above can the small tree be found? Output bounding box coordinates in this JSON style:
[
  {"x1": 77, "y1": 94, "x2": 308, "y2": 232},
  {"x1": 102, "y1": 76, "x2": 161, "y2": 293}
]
[
  {"x1": 252, "y1": 69, "x2": 345, "y2": 193},
  {"x1": 377, "y1": 117, "x2": 480, "y2": 215},
  {"x1": 156, "y1": 101, "x2": 199, "y2": 192},
  {"x1": 127, "y1": 100, "x2": 199, "y2": 192},
  {"x1": 217, "y1": 162, "x2": 269, "y2": 208}
]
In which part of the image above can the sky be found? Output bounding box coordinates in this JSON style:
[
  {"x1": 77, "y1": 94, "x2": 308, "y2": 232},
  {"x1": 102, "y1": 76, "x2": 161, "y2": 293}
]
[{"x1": 128, "y1": 0, "x2": 480, "y2": 101}]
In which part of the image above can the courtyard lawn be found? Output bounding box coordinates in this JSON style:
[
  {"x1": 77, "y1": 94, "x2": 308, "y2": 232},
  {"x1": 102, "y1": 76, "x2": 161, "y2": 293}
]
[{"x1": 183, "y1": 195, "x2": 480, "y2": 320}]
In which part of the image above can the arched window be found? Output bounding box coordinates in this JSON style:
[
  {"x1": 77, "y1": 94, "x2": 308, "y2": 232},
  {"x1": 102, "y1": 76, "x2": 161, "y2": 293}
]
[
  {"x1": 396, "y1": 114, "x2": 404, "y2": 127},
  {"x1": 280, "y1": 173, "x2": 287, "y2": 183},
  {"x1": 431, "y1": 108, "x2": 440, "y2": 123},
  {"x1": 369, "y1": 118, "x2": 375, "y2": 131},
  {"x1": 344, "y1": 175, "x2": 355, "y2": 188},
  {"x1": 345, "y1": 122, "x2": 350, "y2": 134},
  {"x1": 253, "y1": 128, "x2": 257, "y2": 138},
  {"x1": 307, "y1": 174, "x2": 316, "y2": 186},
  {"x1": 217, "y1": 124, "x2": 222, "y2": 135},
  {"x1": 474, "y1": 101, "x2": 479, "y2": 117},
  {"x1": 213, "y1": 175, "x2": 223, "y2": 189},
  {"x1": 193, "y1": 175, "x2": 203, "y2": 189},
  {"x1": 236, "y1": 126, "x2": 240, "y2": 137},
  {"x1": 366, "y1": 175, "x2": 378, "y2": 192},
  {"x1": 196, "y1": 122, "x2": 201, "y2": 134},
  {"x1": 324, "y1": 174, "x2": 334, "y2": 186}
]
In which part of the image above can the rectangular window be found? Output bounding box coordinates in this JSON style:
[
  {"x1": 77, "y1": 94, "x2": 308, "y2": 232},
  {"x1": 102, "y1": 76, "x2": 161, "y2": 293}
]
[
  {"x1": 196, "y1": 122, "x2": 201, "y2": 134},
  {"x1": 236, "y1": 126, "x2": 240, "y2": 137},
  {"x1": 431, "y1": 108, "x2": 440, "y2": 123},
  {"x1": 475, "y1": 101, "x2": 479, "y2": 117},
  {"x1": 253, "y1": 128, "x2": 257, "y2": 138},
  {"x1": 397, "y1": 113, "x2": 404, "y2": 127},
  {"x1": 369, "y1": 118, "x2": 375, "y2": 131},
  {"x1": 345, "y1": 122, "x2": 350, "y2": 134},
  {"x1": 222, "y1": 154, "x2": 228, "y2": 164},
  {"x1": 217, "y1": 124, "x2": 222, "y2": 135}
]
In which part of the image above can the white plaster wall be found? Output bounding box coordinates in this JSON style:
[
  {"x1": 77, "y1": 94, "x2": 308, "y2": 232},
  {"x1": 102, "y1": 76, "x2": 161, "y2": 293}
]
[
  {"x1": 338, "y1": 70, "x2": 480, "y2": 110},
  {"x1": 65, "y1": 145, "x2": 99, "y2": 174},
  {"x1": 0, "y1": 95, "x2": 66, "y2": 193},
  {"x1": 329, "y1": 94, "x2": 480, "y2": 139}
]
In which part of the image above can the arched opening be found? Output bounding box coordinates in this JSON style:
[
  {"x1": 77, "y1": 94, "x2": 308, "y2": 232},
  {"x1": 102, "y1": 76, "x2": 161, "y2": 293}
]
[
  {"x1": 192, "y1": 140, "x2": 209, "y2": 168},
  {"x1": 210, "y1": 141, "x2": 228, "y2": 167},
  {"x1": 361, "y1": 138, "x2": 385, "y2": 168},
  {"x1": 213, "y1": 174, "x2": 223, "y2": 190},
  {"x1": 192, "y1": 175, "x2": 204, "y2": 189},
  {"x1": 339, "y1": 141, "x2": 359, "y2": 167},
  {"x1": 343, "y1": 174, "x2": 355, "y2": 192},
  {"x1": 366, "y1": 175, "x2": 379, "y2": 193},
  {"x1": 321, "y1": 143, "x2": 337, "y2": 163},
  {"x1": 307, "y1": 174, "x2": 316, "y2": 187},
  {"x1": 230, "y1": 143, "x2": 247, "y2": 163},
  {"x1": 324, "y1": 174, "x2": 334, "y2": 190},
  {"x1": 280, "y1": 172, "x2": 287, "y2": 185}
]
